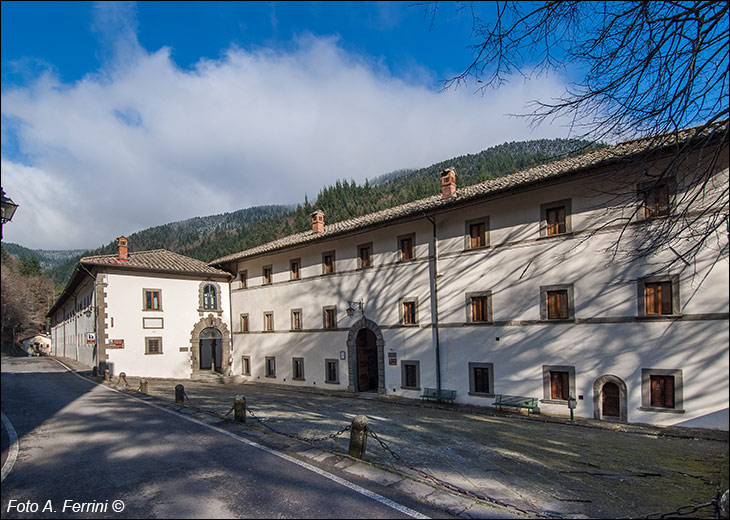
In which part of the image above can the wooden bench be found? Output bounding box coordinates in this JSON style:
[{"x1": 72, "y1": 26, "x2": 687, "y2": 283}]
[
  {"x1": 493, "y1": 394, "x2": 540, "y2": 414},
  {"x1": 421, "y1": 387, "x2": 457, "y2": 403}
]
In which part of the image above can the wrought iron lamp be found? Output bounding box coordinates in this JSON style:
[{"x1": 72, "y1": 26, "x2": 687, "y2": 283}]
[
  {"x1": 346, "y1": 300, "x2": 365, "y2": 318},
  {"x1": 1, "y1": 187, "x2": 19, "y2": 239}
]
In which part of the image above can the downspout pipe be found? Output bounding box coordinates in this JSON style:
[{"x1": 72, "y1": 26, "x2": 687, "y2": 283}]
[{"x1": 423, "y1": 213, "x2": 442, "y2": 392}]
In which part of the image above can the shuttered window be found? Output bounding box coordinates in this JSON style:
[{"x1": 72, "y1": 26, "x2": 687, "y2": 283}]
[
  {"x1": 645, "y1": 282, "x2": 673, "y2": 315},
  {"x1": 550, "y1": 371, "x2": 570, "y2": 400},
  {"x1": 358, "y1": 244, "x2": 372, "y2": 268},
  {"x1": 400, "y1": 237, "x2": 414, "y2": 260},
  {"x1": 547, "y1": 290, "x2": 569, "y2": 319},
  {"x1": 263, "y1": 266, "x2": 272, "y2": 285},
  {"x1": 290, "y1": 260, "x2": 300, "y2": 280},
  {"x1": 402, "y1": 301, "x2": 416, "y2": 325},
  {"x1": 323, "y1": 253, "x2": 335, "y2": 274},
  {"x1": 546, "y1": 206, "x2": 566, "y2": 235},
  {"x1": 650, "y1": 375, "x2": 675, "y2": 408},
  {"x1": 470, "y1": 222, "x2": 486, "y2": 248},
  {"x1": 264, "y1": 312, "x2": 273, "y2": 331},
  {"x1": 471, "y1": 296, "x2": 489, "y2": 322},
  {"x1": 643, "y1": 183, "x2": 670, "y2": 219}
]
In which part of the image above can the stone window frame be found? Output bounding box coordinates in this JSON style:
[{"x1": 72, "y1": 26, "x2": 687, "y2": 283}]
[
  {"x1": 325, "y1": 358, "x2": 339, "y2": 384},
  {"x1": 357, "y1": 242, "x2": 373, "y2": 269},
  {"x1": 290, "y1": 258, "x2": 301, "y2": 281},
  {"x1": 238, "y1": 270, "x2": 248, "y2": 289},
  {"x1": 397, "y1": 233, "x2": 416, "y2": 262},
  {"x1": 637, "y1": 177, "x2": 676, "y2": 221},
  {"x1": 240, "y1": 314, "x2": 249, "y2": 333},
  {"x1": 637, "y1": 274, "x2": 681, "y2": 317},
  {"x1": 142, "y1": 288, "x2": 162, "y2": 311},
  {"x1": 640, "y1": 368, "x2": 685, "y2": 413},
  {"x1": 322, "y1": 251, "x2": 336, "y2": 275},
  {"x1": 262, "y1": 265, "x2": 273, "y2": 285},
  {"x1": 292, "y1": 357, "x2": 305, "y2": 381},
  {"x1": 400, "y1": 360, "x2": 420, "y2": 390},
  {"x1": 540, "y1": 199, "x2": 573, "y2": 237},
  {"x1": 291, "y1": 309, "x2": 303, "y2": 331},
  {"x1": 323, "y1": 305, "x2": 337, "y2": 329},
  {"x1": 539, "y1": 284, "x2": 575, "y2": 321},
  {"x1": 265, "y1": 356, "x2": 276, "y2": 378},
  {"x1": 541, "y1": 365, "x2": 576, "y2": 404},
  {"x1": 145, "y1": 336, "x2": 163, "y2": 355},
  {"x1": 468, "y1": 362, "x2": 495, "y2": 397},
  {"x1": 263, "y1": 311, "x2": 274, "y2": 332},
  {"x1": 198, "y1": 281, "x2": 222, "y2": 313},
  {"x1": 241, "y1": 355, "x2": 251, "y2": 376},
  {"x1": 465, "y1": 291, "x2": 493, "y2": 323},
  {"x1": 399, "y1": 297, "x2": 419, "y2": 326},
  {"x1": 464, "y1": 217, "x2": 490, "y2": 250}
]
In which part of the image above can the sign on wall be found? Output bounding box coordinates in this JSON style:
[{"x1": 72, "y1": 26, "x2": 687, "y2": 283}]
[
  {"x1": 107, "y1": 339, "x2": 125, "y2": 349},
  {"x1": 388, "y1": 352, "x2": 397, "y2": 366},
  {"x1": 86, "y1": 332, "x2": 96, "y2": 344}
]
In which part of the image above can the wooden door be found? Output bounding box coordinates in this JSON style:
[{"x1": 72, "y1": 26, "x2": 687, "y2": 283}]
[
  {"x1": 199, "y1": 339, "x2": 212, "y2": 370},
  {"x1": 356, "y1": 328, "x2": 377, "y2": 391},
  {"x1": 602, "y1": 382, "x2": 620, "y2": 417}
]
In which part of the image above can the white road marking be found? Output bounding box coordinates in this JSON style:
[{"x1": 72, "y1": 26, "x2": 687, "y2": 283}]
[
  {"x1": 1, "y1": 411, "x2": 20, "y2": 483},
  {"x1": 52, "y1": 359, "x2": 429, "y2": 519}
]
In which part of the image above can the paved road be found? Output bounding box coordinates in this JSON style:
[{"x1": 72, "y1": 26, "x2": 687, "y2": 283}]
[{"x1": 0, "y1": 356, "x2": 433, "y2": 519}]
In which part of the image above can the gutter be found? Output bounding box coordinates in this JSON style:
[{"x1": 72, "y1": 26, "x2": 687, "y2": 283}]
[{"x1": 423, "y1": 212, "x2": 442, "y2": 392}]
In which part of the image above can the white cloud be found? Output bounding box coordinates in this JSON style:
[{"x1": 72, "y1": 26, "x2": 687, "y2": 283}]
[{"x1": 1, "y1": 24, "x2": 571, "y2": 250}]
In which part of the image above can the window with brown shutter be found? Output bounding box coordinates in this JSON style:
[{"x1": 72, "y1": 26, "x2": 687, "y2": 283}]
[
  {"x1": 263, "y1": 266, "x2": 272, "y2": 285},
  {"x1": 547, "y1": 290, "x2": 569, "y2": 319},
  {"x1": 240, "y1": 314, "x2": 249, "y2": 333},
  {"x1": 323, "y1": 307, "x2": 336, "y2": 329},
  {"x1": 470, "y1": 222, "x2": 486, "y2": 248},
  {"x1": 402, "y1": 301, "x2": 416, "y2": 325},
  {"x1": 645, "y1": 282, "x2": 673, "y2": 315},
  {"x1": 291, "y1": 310, "x2": 302, "y2": 330},
  {"x1": 290, "y1": 259, "x2": 300, "y2": 280},
  {"x1": 643, "y1": 183, "x2": 670, "y2": 219},
  {"x1": 650, "y1": 375, "x2": 675, "y2": 408},
  {"x1": 323, "y1": 252, "x2": 335, "y2": 274},
  {"x1": 263, "y1": 312, "x2": 273, "y2": 331},
  {"x1": 399, "y1": 236, "x2": 414, "y2": 261},
  {"x1": 144, "y1": 289, "x2": 162, "y2": 310},
  {"x1": 358, "y1": 244, "x2": 372, "y2": 268},
  {"x1": 471, "y1": 296, "x2": 488, "y2": 322},
  {"x1": 239, "y1": 270, "x2": 248, "y2": 289},
  {"x1": 546, "y1": 206, "x2": 566, "y2": 235},
  {"x1": 550, "y1": 371, "x2": 570, "y2": 400}
]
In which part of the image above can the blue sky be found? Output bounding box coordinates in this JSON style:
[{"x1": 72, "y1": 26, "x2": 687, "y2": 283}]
[{"x1": 1, "y1": 1, "x2": 572, "y2": 250}]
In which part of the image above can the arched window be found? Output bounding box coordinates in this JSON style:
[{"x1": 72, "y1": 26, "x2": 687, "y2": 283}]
[{"x1": 203, "y1": 284, "x2": 217, "y2": 310}]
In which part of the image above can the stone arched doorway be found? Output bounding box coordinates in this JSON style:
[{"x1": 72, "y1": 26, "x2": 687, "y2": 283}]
[
  {"x1": 190, "y1": 314, "x2": 231, "y2": 377},
  {"x1": 199, "y1": 327, "x2": 223, "y2": 373},
  {"x1": 593, "y1": 374, "x2": 628, "y2": 422},
  {"x1": 346, "y1": 318, "x2": 385, "y2": 394}
]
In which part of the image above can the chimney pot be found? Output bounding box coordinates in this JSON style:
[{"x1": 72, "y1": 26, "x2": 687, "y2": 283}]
[
  {"x1": 117, "y1": 236, "x2": 129, "y2": 262},
  {"x1": 441, "y1": 167, "x2": 457, "y2": 198},
  {"x1": 311, "y1": 210, "x2": 325, "y2": 233}
]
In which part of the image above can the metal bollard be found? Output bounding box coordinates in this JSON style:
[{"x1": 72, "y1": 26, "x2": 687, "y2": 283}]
[
  {"x1": 139, "y1": 378, "x2": 148, "y2": 394},
  {"x1": 119, "y1": 372, "x2": 128, "y2": 387},
  {"x1": 234, "y1": 394, "x2": 246, "y2": 423},
  {"x1": 348, "y1": 415, "x2": 368, "y2": 459},
  {"x1": 719, "y1": 489, "x2": 729, "y2": 520},
  {"x1": 104, "y1": 369, "x2": 110, "y2": 382},
  {"x1": 92, "y1": 366, "x2": 98, "y2": 377},
  {"x1": 175, "y1": 384, "x2": 185, "y2": 405}
]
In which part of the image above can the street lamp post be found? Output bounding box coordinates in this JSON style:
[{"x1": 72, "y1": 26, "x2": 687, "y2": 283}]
[{"x1": 1, "y1": 187, "x2": 19, "y2": 240}]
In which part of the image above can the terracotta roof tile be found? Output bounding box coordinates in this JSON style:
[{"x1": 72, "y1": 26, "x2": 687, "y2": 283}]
[
  {"x1": 209, "y1": 123, "x2": 727, "y2": 266},
  {"x1": 82, "y1": 249, "x2": 230, "y2": 277}
]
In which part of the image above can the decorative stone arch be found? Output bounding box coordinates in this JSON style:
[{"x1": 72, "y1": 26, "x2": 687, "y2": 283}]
[
  {"x1": 346, "y1": 317, "x2": 385, "y2": 394},
  {"x1": 190, "y1": 314, "x2": 232, "y2": 376},
  {"x1": 593, "y1": 374, "x2": 628, "y2": 422},
  {"x1": 198, "y1": 280, "x2": 223, "y2": 315}
]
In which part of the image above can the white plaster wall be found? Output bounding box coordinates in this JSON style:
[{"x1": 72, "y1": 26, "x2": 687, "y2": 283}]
[
  {"x1": 228, "y1": 158, "x2": 729, "y2": 429},
  {"x1": 103, "y1": 272, "x2": 231, "y2": 379},
  {"x1": 49, "y1": 277, "x2": 96, "y2": 366}
]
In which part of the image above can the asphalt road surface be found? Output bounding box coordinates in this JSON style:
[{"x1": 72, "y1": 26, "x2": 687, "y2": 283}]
[{"x1": 1, "y1": 355, "x2": 433, "y2": 519}]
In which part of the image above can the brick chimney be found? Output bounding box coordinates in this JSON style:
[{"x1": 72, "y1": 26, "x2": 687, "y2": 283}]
[
  {"x1": 311, "y1": 210, "x2": 325, "y2": 233},
  {"x1": 441, "y1": 167, "x2": 457, "y2": 199},
  {"x1": 117, "y1": 236, "x2": 129, "y2": 262}
]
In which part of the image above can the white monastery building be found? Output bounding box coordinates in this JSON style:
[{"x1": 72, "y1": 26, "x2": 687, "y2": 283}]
[
  {"x1": 49, "y1": 125, "x2": 729, "y2": 430},
  {"x1": 48, "y1": 239, "x2": 232, "y2": 379}
]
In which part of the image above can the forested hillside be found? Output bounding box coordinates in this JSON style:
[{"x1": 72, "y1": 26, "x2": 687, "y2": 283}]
[{"x1": 20, "y1": 137, "x2": 595, "y2": 289}]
